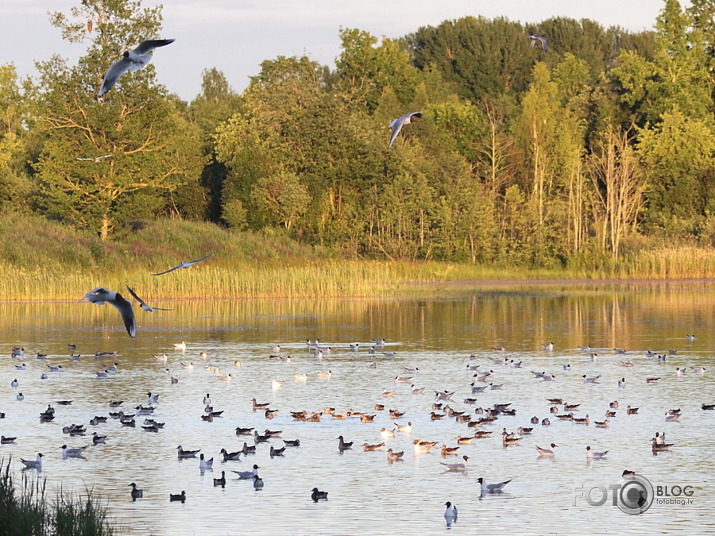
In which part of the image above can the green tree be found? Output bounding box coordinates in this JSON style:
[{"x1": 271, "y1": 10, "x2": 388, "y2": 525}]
[
  {"x1": 0, "y1": 64, "x2": 33, "y2": 210},
  {"x1": 589, "y1": 126, "x2": 646, "y2": 258},
  {"x1": 32, "y1": 0, "x2": 202, "y2": 239},
  {"x1": 187, "y1": 68, "x2": 242, "y2": 221},
  {"x1": 251, "y1": 169, "x2": 310, "y2": 231},
  {"x1": 637, "y1": 109, "x2": 715, "y2": 235},
  {"x1": 336, "y1": 28, "x2": 420, "y2": 112}
]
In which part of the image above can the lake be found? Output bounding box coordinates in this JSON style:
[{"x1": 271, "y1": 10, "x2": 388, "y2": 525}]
[{"x1": 1, "y1": 281, "x2": 714, "y2": 535}]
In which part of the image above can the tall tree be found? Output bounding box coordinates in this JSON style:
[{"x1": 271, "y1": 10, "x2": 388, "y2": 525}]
[
  {"x1": 589, "y1": 126, "x2": 646, "y2": 258},
  {"x1": 32, "y1": 0, "x2": 202, "y2": 239},
  {"x1": 0, "y1": 64, "x2": 33, "y2": 209},
  {"x1": 187, "y1": 68, "x2": 242, "y2": 221}
]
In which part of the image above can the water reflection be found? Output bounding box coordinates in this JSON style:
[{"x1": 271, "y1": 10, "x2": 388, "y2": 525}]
[{"x1": 0, "y1": 282, "x2": 714, "y2": 535}]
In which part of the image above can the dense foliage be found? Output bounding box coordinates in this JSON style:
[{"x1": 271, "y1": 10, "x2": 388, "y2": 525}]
[{"x1": 2, "y1": 0, "x2": 714, "y2": 268}]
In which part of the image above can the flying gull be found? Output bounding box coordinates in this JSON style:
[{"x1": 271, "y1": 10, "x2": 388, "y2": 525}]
[
  {"x1": 98, "y1": 39, "x2": 175, "y2": 97},
  {"x1": 82, "y1": 287, "x2": 136, "y2": 338},
  {"x1": 388, "y1": 112, "x2": 423, "y2": 147},
  {"x1": 151, "y1": 253, "x2": 215, "y2": 276},
  {"x1": 125, "y1": 285, "x2": 172, "y2": 311}
]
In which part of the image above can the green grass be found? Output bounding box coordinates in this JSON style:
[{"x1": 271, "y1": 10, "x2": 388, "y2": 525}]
[
  {"x1": 3, "y1": 213, "x2": 715, "y2": 300},
  {"x1": 0, "y1": 459, "x2": 115, "y2": 536}
]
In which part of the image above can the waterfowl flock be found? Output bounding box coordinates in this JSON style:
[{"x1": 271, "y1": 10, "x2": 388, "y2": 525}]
[{"x1": 0, "y1": 302, "x2": 712, "y2": 534}]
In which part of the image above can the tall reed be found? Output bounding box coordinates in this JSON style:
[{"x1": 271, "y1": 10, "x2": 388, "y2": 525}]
[
  {"x1": 0, "y1": 459, "x2": 114, "y2": 536},
  {"x1": 3, "y1": 214, "x2": 715, "y2": 300}
]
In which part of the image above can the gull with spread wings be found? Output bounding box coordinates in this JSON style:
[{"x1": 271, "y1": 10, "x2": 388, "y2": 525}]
[
  {"x1": 98, "y1": 38, "x2": 175, "y2": 97},
  {"x1": 125, "y1": 286, "x2": 172, "y2": 312},
  {"x1": 151, "y1": 253, "x2": 215, "y2": 276},
  {"x1": 81, "y1": 287, "x2": 136, "y2": 338}
]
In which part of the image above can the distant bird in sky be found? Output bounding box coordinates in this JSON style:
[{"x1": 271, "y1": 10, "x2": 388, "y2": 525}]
[
  {"x1": 529, "y1": 34, "x2": 548, "y2": 51},
  {"x1": 82, "y1": 287, "x2": 136, "y2": 338},
  {"x1": 125, "y1": 285, "x2": 172, "y2": 312},
  {"x1": 388, "y1": 112, "x2": 423, "y2": 147},
  {"x1": 98, "y1": 39, "x2": 175, "y2": 97},
  {"x1": 151, "y1": 253, "x2": 215, "y2": 276}
]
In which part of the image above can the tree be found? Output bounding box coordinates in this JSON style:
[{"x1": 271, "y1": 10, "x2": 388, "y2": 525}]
[
  {"x1": 0, "y1": 64, "x2": 34, "y2": 210},
  {"x1": 589, "y1": 126, "x2": 646, "y2": 258},
  {"x1": 637, "y1": 109, "x2": 715, "y2": 235},
  {"x1": 251, "y1": 169, "x2": 310, "y2": 231},
  {"x1": 187, "y1": 68, "x2": 242, "y2": 221},
  {"x1": 32, "y1": 0, "x2": 202, "y2": 239}
]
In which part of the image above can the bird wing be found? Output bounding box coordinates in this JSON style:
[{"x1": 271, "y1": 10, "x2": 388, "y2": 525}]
[
  {"x1": 125, "y1": 285, "x2": 172, "y2": 311},
  {"x1": 133, "y1": 38, "x2": 176, "y2": 55},
  {"x1": 186, "y1": 253, "x2": 215, "y2": 265},
  {"x1": 152, "y1": 253, "x2": 213, "y2": 275},
  {"x1": 151, "y1": 264, "x2": 182, "y2": 276},
  {"x1": 110, "y1": 292, "x2": 136, "y2": 338},
  {"x1": 98, "y1": 57, "x2": 132, "y2": 96},
  {"x1": 124, "y1": 285, "x2": 149, "y2": 307},
  {"x1": 388, "y1": 120, "x2": 405, "y2": 148}
]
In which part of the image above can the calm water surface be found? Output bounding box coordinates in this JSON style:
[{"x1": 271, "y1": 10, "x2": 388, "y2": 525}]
[{"x1": 1, "y1": 282, "x2": 715, "y2": 535}]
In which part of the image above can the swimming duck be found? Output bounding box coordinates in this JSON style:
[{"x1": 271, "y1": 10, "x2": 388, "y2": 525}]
[
  {"x1": 176, "y1": 445, "x2": 200, "y2": 458},
  {"x1": 387, "y1": 449, "x2": 404, "y2": 463},
  {"x1": 129, "y1": 482, "x2": 143, "y2": 500},
  {"x1": 220, "y1": 448, "x2": 241, "y2": 461},
  {"x1": 213, "y1": 471, "x2": 226, "y2": 487},
  {"x1": 169, "y1": 491, "x2": 186, "y2": 502},
  {"x1": 311, "y1": 487, "x2": 328, "y2": 502},
  {"x1": 337, "y1": 435, "x2": 353, "y2": 452}
]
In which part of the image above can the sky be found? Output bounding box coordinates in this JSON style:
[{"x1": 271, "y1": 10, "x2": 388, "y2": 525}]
[{"x1": 1, "y1": 0, "x2": 675, "y2": 102}]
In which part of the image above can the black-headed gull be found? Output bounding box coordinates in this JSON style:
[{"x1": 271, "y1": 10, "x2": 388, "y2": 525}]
[
  {"x1": 388, "y1": 112, "x2": 423, "y2": 147},
  {"x1": 125, "y1": 286, "x2": 172, "y2": 312},
  {"x1": 199, "y1": 453, "x2": 214, "y2": 471},
  {"x1": 82, "y1": 287, "x2": 136, "y2": 338},
  {"x1": 233, "y1": 464, "x2": 260, "y2": 479},
  {"x1": 444, "y1": 501, "x2": 458, "y2": 526},
  {"x1": 535, "y1": 443, "x2": 557, "y2": 456},
  {"x1": 98, "y1": 39, "x2": 175, "y2": 97},
  {"x1": 478, "y1": 477, "x2": 511, "y2": 493},
  {"x1": 20, "y1": 453, "x2": 43, "y2": 470},
  {"x1": 441, "y1": 455, "x2": 469, "y2": 472},
  {"x1": 586, "y1": 446, "x2": 608, "y2": 460},
  {"x1": 529, "y1": 34, "x2": 549, "y2": 51},
  {"x1": 151, "y1": 253, "x2": 215, "y2": 276},
  {"x1": 61, "y1": 444, "x2": 88, "y2": 458}
]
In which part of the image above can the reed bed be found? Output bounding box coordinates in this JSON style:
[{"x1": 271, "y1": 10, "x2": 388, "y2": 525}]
[
  {"x1": 4, "y1": 253, "x2": 715, "y2": 302},
  {"x1": 0, "y1": 460, "x2": 115, "y2": 536},
  {"x1": 3, "y1": 214, "x2": 715, "y2": 300}
]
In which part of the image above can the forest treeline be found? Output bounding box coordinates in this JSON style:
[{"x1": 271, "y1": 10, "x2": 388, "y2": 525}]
[{"x1": 1, "y1": 0, "x2": 714, "y2": 271}]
